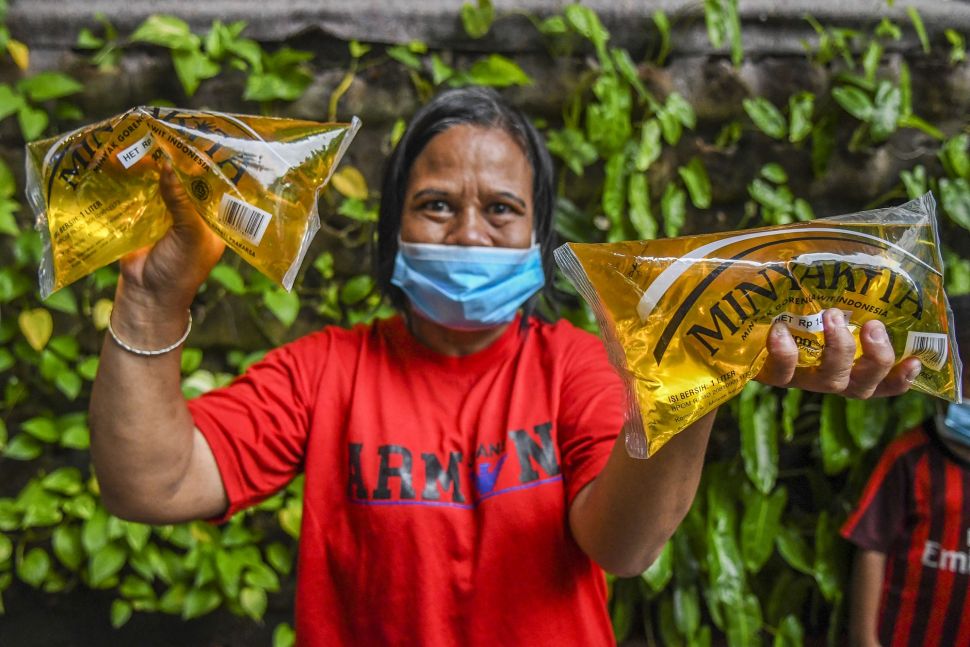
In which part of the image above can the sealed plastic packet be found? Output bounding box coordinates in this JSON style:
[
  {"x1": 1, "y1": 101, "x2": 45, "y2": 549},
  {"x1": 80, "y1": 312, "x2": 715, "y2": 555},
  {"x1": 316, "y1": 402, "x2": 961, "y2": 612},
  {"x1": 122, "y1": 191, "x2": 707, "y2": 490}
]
[
  {"x1": 555, "y1": 193, "x2": 962, "y2": 458},
  {"x1": 25, "y1": 106, "x2": 361, "y2": 298}
]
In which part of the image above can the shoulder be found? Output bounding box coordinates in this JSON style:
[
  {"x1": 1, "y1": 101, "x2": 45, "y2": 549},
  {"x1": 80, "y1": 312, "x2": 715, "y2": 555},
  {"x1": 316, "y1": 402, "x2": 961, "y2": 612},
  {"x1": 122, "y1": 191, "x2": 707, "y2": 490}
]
[{"x1": 879, "y1": 425, "x2": 931, "y2": 466}]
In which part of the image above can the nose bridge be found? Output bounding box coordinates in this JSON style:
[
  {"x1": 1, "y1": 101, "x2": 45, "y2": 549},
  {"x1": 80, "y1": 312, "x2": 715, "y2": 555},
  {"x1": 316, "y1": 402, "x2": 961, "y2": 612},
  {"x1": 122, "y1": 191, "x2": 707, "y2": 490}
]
[{"x1": 448, "y1": 203, "x2": 489, "y2": 246}]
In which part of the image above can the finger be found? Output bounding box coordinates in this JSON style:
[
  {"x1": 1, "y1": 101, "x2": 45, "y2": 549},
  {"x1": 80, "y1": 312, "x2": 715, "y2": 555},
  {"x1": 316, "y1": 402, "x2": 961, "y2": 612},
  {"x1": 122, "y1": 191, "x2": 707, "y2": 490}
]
[
  {"x1": 159, "y1": 162, "x2": 206, "y2": 233},
  {"x1": 815, "y1": 309, "x2": 856, "y2": 393},
  {"x1": 870, "y1": 356, "x2": 923, "y2": 399},
  {"x1": 843, "y1": 320, "x2": 897, "y2": 399},
  {"x1": 755, "y1": 321, "x2": 799, "y2": 386}
]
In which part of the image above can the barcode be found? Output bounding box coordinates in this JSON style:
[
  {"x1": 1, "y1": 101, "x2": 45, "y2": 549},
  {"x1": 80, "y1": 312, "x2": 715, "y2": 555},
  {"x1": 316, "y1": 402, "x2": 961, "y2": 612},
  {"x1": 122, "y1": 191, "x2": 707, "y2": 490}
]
[
  {"x1": 903, "y1": 331, "x2": 948, "y2": 372},
  {"x1": 218, "y1": 194, "x2": 271, "y2": 245}
]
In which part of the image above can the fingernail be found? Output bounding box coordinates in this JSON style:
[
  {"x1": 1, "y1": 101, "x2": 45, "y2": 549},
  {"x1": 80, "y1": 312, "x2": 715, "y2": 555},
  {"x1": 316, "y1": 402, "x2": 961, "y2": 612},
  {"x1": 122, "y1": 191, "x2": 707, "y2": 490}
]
[
  {"x1": 869, "y1": 325, "x2": 888, "y2": 343},
  {"x1": 906, "y1": 364, "x2": 922, "y2": 383},
  {"x1": 772, "y1": 322, "x2": 788, "y2": 337}
]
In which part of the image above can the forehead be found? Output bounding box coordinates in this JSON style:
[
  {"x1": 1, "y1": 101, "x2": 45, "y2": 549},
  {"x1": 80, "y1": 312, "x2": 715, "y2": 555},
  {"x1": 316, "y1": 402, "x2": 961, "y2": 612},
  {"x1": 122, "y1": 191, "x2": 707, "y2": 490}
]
[{"x1": 408, "y1": 124, "x2": 533, "y2": 190}]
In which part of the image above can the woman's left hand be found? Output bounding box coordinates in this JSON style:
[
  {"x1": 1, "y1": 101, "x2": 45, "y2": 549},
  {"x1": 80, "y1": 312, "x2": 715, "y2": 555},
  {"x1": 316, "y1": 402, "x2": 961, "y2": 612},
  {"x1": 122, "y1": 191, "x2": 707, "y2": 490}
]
[{"x1": 756, "y1": 308, "x2": 921, "y2": 399}]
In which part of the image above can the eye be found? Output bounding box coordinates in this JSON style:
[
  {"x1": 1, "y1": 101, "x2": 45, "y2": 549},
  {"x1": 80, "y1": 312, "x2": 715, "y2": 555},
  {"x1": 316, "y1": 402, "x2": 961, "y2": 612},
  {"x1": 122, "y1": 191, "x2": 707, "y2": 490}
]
[
  {"x1": 489, "y1": 202, "x2": 521, "y2": 216},
  {"x1": 421, "y1": 200, "x2": 452, "y2": 213}
]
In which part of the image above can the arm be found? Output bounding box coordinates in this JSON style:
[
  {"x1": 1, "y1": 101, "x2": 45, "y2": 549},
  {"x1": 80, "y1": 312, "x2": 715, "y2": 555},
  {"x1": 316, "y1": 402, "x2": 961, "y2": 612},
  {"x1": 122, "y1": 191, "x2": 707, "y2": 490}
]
[
  {"x1": 89, "y1": 165, "x2": 228, "y2": 524},
  {"x1": 848, "y1": 549, "x2": 886, "y2": 647},
  {"x1": 570, "y1": 309, "x2": 918, "y2": 576}
]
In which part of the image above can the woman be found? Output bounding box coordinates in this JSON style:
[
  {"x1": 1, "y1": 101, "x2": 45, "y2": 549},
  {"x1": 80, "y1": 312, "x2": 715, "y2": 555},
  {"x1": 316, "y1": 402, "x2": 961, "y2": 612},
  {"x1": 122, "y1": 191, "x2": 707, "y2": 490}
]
[{"x1": 89, "y1": 87, "x2": 919, "y2": 646}]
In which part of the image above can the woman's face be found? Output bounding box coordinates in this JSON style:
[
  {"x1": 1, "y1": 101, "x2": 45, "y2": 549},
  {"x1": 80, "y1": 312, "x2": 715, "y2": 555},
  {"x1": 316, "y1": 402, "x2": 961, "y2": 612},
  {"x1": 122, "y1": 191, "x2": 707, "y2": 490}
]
[{"x1": 400, "y1": 124, "x2": 534, "y2": 249}]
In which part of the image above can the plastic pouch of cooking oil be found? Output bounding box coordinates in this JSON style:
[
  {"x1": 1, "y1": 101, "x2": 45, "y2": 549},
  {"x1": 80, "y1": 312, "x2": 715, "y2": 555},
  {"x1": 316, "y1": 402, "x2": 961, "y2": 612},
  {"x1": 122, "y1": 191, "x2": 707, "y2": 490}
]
[
  {"x1": 554, "y1": 193, "x2": 962, "y2": 458},
  {"x1": 25, "y1": 106, "x2": 360, "y2": 298}
]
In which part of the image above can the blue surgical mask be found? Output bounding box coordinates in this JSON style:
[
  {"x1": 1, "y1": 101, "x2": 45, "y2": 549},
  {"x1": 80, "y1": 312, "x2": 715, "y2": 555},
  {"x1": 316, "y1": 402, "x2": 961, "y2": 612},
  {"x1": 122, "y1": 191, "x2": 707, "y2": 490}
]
[
  {"x1": 941, "y1": 401, "x2": 970, "y2": 446},
  {"x1": 391, "y1": 240, "x2": 545, "y2": 330}
]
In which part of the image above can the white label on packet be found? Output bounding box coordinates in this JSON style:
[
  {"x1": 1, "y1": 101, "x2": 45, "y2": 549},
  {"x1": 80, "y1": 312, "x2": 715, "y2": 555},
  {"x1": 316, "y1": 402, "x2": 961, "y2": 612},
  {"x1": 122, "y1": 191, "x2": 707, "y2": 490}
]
[
  {"x1": 773, "y1": 310, "x2": 853, "y2": 332},
  {"x1": 116, "y1": 133, "x2": 155, "y2": 169}
]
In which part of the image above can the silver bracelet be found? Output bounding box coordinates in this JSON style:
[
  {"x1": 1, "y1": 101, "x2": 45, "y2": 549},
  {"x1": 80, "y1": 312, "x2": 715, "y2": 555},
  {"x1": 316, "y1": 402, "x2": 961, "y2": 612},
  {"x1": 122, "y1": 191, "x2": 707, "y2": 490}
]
[{"x1": 107, "y1": 310, "x2": 192, "y2": 356}]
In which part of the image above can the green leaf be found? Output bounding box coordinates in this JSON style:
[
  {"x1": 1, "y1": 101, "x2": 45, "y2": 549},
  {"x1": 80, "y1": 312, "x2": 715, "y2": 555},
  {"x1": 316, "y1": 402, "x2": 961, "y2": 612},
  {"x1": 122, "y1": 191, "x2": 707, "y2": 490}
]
[
  {"x1": 819, "y1": 394, "x2": 853, "y2": 474},
  {"x1": 760, "y1": 163, "x2": 788, "y2": 184},
  {"x1": 131, "y1": 15, "x2": 198, "y2": 50},
  {"x1": 266, "y1": 543, "x2": 293, "y2": 576},
  {"x1": 0, "y1": 533, "x2": 11, "y2": 564},
  {"x1": 906, "y1": 6, "x2": 931, "y2": 54},
  {"x1": 429, "y1": 54, "x2": 454, "y2": 86},
  {"x1": 89, "y1": 542, "x2": 127, "y2": 587},
  {"x1": 900, "y1": 165, "x2": 928, "y2": 200},
  {"x1": 678, "y1": 157, "x2": 712, "y2": 209},
  {"x1": 743, "y1": 97, "x2": 787, "y2": 139},
  {"x1": 610, "y1": 577, "x2": 635, "y2": 642},
  {"x1": 602, "y1": 152, "x2": 626, "y2": 232},
  {"x1": 43, "y1": 467, "x2": 83, "y2": 495},
  {"x1": 4, "y1": 433, "x2": 43, "y2": 460},
  {"x1": 349, "y1": 40, "x2": 371, "y2": 59},
  {"x1": 781, "y1": 388, "x2": 802, "y2": 441},
  {"x1": 611, "y1": 48, "x2": 648, "y2": 99},
  {"x1": 0, "y1": 84, "x2": 22, "y2": 121},
  {"x1": 628, "y1": 174, "x2": 656, "y2": 240},
  {"x1": 240, "y1": 586, "x2": 268, "y2": 620},
  {"x1": 52, "y1": 525, "x2": 84, "y2": 570},
  {"x1": 182, "y1": 587, "x2": 222, "y2": 619},
  {"x1": 273, "y1": 623, "x2": 296, "y2": 647},
  {"x1": 263, "y1": 289, "x2": 300, "y2": 326},
  {"x1": 741, "y1": 487, "x2": 787, "y2": 572},
  {"x1": 776, "y1": 526, "x2": 813, "y2": 575},
  {"x1": 774, "y1": 614, "x2": 804, "y2": 647},
  {"x1": 547, "y1": 128, "x2": 598, "y2": 176},
  {"x1": 845, "y1": 398, "x2": 889, "y2": 450},
  {"x1": 635, "y1": 119, "x2": 662, "y2": 172},
  {"x1": 652, "y1": 10, "x2": 672, "y2": 65},
  {"x1": 18, "y1": 72, "x2": 84, "y2": 102},
  {"x1": 665, "y1": 92, "x2": 696, "y2": 129},
  {"x1": 22, "y1": 417, "x2": 58, "y2": 443},
  {"x1": 740, "y1": 384, "x2": 778, "y2": 493},
  {"x1": 60, "y1": 423, "x2": 90, "y2": 449},
  {"x1": 832, "y1": 86, "x2": 874, "y2": 122},
  {"x1": 673, "y1": 584, "x2": 701, "y2": 637},
  {"x1": 340, "y1": 275, "x2": 373, "y2": 305},
  {"x1": 862, "y1": 41, "x2": 883, "y2": 84},
  {"x1": 463, "y1": 54, "x2": 531, "y2": 87},
  {"x1": 564, "y1": 4, "x2": 611, "y2": 69},
  {"x1": 386, "y1": 45, "x2": 422, "y2": 71},
  {"x1": 749, "y1": 178, "x2": 793, "y2": 215},
  {"x1": 244, "y1": 562, "x2": 281, "y2": 591},
  {"x1": 210, "y1": 264, "x2": 245, "y2": 295},
  {"x1": 641, "y1": 540, "x2": 673, "y2": 591},
  {"x1": 870, "y1": 81, "x2": 901, "y2": 141},
  {"x1": 55, "y1": 370, "x2": 83, "y2": 400},
  {"x1": 460, "y1": 0, "x2": 494, "y2": 39},
  {"x1": 82, "y1": 508, "x2": 110, "y2": 554},
  {"x1": 813, "y1": 512, "x2": 843, "y2": 602},
  {"x1": 18, "y1": 548, "x2": 51, "y2": 587},
  {"x1": 125, "y1": 523, "x2": 152, "y2": 553},
  {"x1": 18, "y1": 104, "x2": 49, "y2": 141},
  {"x1": 946, "y1": 29, "x2": 967, "y2": 64},
  {"x1": 337, "y1": 197, "x2": 378, "y2": 222},
  {"x1": 939, "y1": 134, "x2": 970, "y2": 180},
  {"x1": 172, "y1": 47, "x2": 221, "y2": 96},
  {"x1": 661, "y1": 184, "x2": 686, "y2": 238},
  {"x1": 940, "y1": 177, "x2": 970, "y2": 231},
  {"x1": 111, "y1": 599, "x2": 133, "y2": 628},
  {"x1": 788, "y1": 92, "x2": 814, "y2": 143},
  {"x1": 724, "y1": 593, "x2": 763, "y2": 647},
  {"x1": 898, "y1": 114, "x2": 945, "y2": 140}
]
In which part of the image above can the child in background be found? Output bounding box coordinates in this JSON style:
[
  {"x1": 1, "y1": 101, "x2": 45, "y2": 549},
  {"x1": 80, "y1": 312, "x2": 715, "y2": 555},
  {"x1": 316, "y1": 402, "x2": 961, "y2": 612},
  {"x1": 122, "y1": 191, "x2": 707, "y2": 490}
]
[{"x1": 842, "y1": 293, "x2": 970, "y2": 647}]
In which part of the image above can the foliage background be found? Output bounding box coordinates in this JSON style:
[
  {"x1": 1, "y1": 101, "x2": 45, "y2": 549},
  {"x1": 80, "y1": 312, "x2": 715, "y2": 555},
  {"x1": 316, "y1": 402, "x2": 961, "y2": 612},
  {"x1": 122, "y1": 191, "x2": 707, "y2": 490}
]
[{"x1": 0, "y1": 1, "x2": 968, "y2": 645}]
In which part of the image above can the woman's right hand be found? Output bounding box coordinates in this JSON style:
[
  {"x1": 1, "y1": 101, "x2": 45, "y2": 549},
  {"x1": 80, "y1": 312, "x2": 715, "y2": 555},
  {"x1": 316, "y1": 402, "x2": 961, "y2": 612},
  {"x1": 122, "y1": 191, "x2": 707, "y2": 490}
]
[{"x1": 117, "y1": 162, "x2": 225, "y2": 313}]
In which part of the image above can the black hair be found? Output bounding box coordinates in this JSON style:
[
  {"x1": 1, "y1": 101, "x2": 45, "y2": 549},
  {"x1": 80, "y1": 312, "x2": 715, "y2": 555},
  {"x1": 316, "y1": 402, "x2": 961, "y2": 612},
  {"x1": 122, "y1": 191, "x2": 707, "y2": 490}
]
[{"x1": 375, "y1": 86, "x2": 557, "y2": 321}]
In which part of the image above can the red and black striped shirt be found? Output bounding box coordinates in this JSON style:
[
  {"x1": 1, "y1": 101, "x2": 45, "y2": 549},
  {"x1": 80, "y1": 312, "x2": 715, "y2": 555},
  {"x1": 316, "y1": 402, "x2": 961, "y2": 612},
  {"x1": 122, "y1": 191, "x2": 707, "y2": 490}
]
[{"x1": 842, "y1": 424, "x2": 970, "y2": 647}]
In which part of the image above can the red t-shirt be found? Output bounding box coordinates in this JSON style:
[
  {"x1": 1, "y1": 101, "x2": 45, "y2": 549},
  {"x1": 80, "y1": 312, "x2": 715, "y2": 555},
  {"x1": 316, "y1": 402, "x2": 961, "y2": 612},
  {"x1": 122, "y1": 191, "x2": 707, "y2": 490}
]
[
  {"x1": 841, "y1": 424, "x2": 970, "y2": 647},
  {"x1": 188, "y1": 315, "x2": 626, "y2": 646}
]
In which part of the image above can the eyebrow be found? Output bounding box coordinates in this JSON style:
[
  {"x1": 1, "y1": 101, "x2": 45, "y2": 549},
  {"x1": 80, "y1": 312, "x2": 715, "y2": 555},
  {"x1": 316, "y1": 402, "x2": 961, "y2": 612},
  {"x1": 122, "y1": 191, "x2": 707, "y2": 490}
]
[{"x1": 411, "y1": 188, "x2": 527, "y2": 209}]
